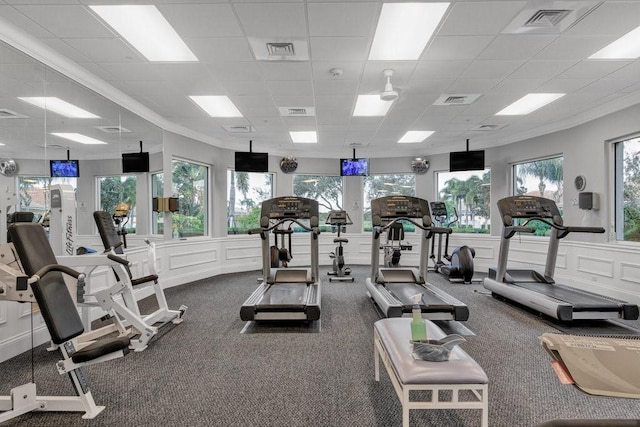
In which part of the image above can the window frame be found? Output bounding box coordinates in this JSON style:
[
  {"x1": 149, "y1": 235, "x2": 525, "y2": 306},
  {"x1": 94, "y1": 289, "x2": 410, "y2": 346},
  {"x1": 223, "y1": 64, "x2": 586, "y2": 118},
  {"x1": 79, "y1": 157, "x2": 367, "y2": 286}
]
[
  {"x1": 611, "y1": 134, "x2": 640, "y2": 243},
  {"x1": 435, "y1": 168, "x2": 491, "y2": 234},
  {"x1": 171, "y1": 157, "x2": 209, "y2": 238},
  {"x1": 226, "y1": 169, "x2": 275, "y2": 235}
]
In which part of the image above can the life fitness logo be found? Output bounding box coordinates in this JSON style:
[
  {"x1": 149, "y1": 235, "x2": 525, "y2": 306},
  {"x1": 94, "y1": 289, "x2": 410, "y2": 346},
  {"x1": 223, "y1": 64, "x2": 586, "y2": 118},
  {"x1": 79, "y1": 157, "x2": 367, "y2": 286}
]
[{"x1": 65, "y1": 215, "x2": 74, "y2": 256}]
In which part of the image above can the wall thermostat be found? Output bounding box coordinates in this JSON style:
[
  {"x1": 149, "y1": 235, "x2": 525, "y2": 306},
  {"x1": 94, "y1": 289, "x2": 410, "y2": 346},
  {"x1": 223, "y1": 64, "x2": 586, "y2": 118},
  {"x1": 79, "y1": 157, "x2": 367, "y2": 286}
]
[{"x1": 578, "y1": 192, "x2": 599, "y2": 211}]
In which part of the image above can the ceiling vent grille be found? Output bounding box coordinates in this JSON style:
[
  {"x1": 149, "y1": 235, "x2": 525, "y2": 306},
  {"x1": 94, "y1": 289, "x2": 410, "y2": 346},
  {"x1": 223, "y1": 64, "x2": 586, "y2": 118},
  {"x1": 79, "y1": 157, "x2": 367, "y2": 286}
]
[
  {"x1": 266, "y1": 42, "x2": 295, "y2": 56},
  {"x1": 433, "y1": 94, "x2": 481, "y2": 106},
  {"x1": 0, "y1": 109, "x2": 28, "y2": 119},
  {"x1": 471, "y1": 124, "x2": 507, "y2": 131},
  {"x1": 95, "y1": 125, "x2": 132, "y2": 133},
  {"x1": 223, "y1": 125, "x2": 255, "y2": 133},
  {"x1": 278, "y1": 107, "x2": 316, "y2": 117},
  {"x1": 524, "y1": 10, "x2": 570, "y2": 27}
]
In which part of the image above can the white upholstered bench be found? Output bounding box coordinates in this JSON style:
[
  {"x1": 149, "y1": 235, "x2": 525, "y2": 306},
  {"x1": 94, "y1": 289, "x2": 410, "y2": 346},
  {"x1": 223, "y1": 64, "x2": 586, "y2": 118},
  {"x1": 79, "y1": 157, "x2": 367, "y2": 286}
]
[{"x1": 374, "y1": 318, "x2": 488, "y2": 426}]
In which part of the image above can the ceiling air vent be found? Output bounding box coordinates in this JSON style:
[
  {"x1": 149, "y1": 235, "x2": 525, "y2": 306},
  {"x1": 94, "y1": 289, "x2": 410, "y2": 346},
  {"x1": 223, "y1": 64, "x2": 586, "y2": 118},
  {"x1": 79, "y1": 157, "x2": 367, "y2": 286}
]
[
  {"x1": 471, "y1": 124, "x2": 507, "y2": 131},
  {"x1": 223, "y1": 125, "x2": 255, "y2": 133},
  {"x1": 0, "y1": 109, "x2": 28, "y2": 119},
  {"x1": 524, "y1": 10, "x2": 570, "y2": 27},
  {"x1": 433, "y1": 94, "x2": 481, "y2": 106},
  {"x1": 278, "y1": 107, "x2": 316, "y2": 117},
  {"x1": 266, "y1": 42, "x2": 295, "y2": 56},
  {"x1": 95, "y1": 125, "x2": 132, "y2": 133}
]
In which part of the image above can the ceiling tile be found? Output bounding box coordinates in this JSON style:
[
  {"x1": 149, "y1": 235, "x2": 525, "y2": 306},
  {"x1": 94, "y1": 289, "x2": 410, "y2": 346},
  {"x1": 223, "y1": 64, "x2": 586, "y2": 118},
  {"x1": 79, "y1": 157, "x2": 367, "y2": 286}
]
[
  {"x1": 308, "y1": 2, "x2": 378, "y2": 37},
  {"x1": 159, "y1": 4, "x2": 244, "y2": 38},
  {"x1": 439, "y1": 1, "x2": 527, "y2": 35},
  {"x1": 233, "y1": 3, "x2": 307, "y2": 37},
  {"x1": 423, "y1": 36, "x2": 495, "y2": 60},
  {"x1": 478, "y1": 35, "x2": 557, "y2": 60},
  {"x1": 309, "y1": 36, "x2": 371, "y2": 61}
]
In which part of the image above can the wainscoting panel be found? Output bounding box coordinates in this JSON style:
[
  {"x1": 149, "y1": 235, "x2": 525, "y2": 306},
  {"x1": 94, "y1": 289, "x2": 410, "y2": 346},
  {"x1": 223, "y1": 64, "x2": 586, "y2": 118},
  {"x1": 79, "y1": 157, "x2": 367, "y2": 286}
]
[
  {"x1": 577, "y1": 256, "x2": 614, "y2": 278},
  {"x1": 621, "y1": 262, "x2": 640, "y2": 285}
]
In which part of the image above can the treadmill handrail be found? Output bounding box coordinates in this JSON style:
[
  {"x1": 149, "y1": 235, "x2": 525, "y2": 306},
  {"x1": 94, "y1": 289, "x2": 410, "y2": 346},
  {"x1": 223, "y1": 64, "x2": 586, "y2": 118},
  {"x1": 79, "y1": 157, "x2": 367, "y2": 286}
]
[
  {"x1": 504, "y1": 225, "x2": 536, "y2": 239},
  {"x1": 378, "y1": 217, "x2": 431, "y2": 232},
  {"x1": 522, "y1": 217, "x2": 605, "y2": 239}
]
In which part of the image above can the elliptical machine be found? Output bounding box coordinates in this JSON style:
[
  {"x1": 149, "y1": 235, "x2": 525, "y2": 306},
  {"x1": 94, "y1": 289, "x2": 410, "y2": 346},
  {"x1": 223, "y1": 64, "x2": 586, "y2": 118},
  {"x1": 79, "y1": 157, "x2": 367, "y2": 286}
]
[
  {"x1": 270, "y1": 225, "x2": 293, "y2": 268},
  {"x1": 326, "y1": 210, "x2": 354, "y2": 282},
  {"x1": 429, "y1": 201, "x2": 476, "y2": 283},
  {"x1": 381, "y1": 221, "x2": 412, "y2": 267}
]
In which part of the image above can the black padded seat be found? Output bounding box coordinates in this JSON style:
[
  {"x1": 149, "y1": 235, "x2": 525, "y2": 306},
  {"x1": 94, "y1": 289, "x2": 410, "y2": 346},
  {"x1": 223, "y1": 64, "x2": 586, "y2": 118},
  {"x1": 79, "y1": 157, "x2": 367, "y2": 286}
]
[
  {"x1": 333, "y1": 237, "x2": 348, "y2": 244},
  {"x1": 71, "y1": 336, "x2": 130, "y2": 363}
]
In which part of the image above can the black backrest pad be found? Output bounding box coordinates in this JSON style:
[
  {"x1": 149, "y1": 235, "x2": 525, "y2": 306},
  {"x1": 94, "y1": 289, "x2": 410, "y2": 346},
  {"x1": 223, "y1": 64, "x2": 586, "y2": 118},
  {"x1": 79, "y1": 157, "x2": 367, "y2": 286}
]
[
  {"x1": 9, "y1": 223, "x2": 84, "y2": 344},
  {"x1": 93, "y1": 211, "x2": 124, "y2": 255}
]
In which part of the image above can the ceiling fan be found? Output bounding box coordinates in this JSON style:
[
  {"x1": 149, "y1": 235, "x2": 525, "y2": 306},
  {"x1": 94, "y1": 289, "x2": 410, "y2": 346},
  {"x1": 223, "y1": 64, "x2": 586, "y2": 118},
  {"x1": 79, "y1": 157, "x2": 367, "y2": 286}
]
[{"x1": 380, "y1": 69, "x2": 400, "y2": 101}]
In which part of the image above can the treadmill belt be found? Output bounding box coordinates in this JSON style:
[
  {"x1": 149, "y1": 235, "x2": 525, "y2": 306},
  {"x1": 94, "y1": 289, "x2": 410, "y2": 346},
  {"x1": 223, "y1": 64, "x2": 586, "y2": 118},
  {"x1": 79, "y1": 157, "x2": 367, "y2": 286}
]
[
  {"x1": 385, "y1": 282, "x2": 453, "y2": 311},
  {"x1": 256, "y1": 282, "x2": 307, "y2": 310},
  {"x1": 514, "y1": 281, "x2": 622, "y2": 310}
]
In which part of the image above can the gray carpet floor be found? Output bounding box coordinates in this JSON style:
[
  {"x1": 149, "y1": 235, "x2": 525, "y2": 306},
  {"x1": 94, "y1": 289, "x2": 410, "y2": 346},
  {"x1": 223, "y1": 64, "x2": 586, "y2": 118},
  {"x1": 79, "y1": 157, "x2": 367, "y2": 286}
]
[{"x1": 3, "y1": 265, "x2": 640, "y2": 427}]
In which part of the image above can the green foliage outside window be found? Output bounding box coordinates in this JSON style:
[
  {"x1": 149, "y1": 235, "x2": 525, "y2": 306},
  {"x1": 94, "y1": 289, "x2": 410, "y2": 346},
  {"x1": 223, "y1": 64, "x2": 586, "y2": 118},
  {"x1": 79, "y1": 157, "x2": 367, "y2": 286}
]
[
  {"x1": 293, "y1": 175, "x2": 343, "y2": 232},
  {"x1": 363, "y1": 174, "x2": 416, "y2": 232},
  {"x1": 227, "y1": 171, "x2": 273, "y2": 235},
  {"x1": 99, "y1": 176, "x2": 137, "y2": 233},
  {"x1": 513, "y1": 157, "x2": 563, "y2": 236},
  {"x1": 437, "y1": 170, "x2": 491, "y2": 234},
  {"x1": 172, "y1": 160, "x2": 207, "y2": 237},
  {"x1": 620, "y1": 138, "x2": 640, "y2": 241}
]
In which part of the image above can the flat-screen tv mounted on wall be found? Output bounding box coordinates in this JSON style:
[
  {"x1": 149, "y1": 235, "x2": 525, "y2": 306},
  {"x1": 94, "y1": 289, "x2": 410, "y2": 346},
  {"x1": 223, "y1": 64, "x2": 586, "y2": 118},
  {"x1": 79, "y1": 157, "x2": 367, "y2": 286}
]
[
  {"x1": 50, "y1": 159, "x2": 79, "y2": 177},
  {"x1": 449, "y1": 150, "x2": 485, "y2": 172},
  {"x1": 234, "y1": 151, "x2": 269, "y2": 173},
  {"x1": 122, "y1": 152, "x2": 150, "y2": 173},
  {"x1": 340, "y1": 158, "x2": 369, "y2": 176}
]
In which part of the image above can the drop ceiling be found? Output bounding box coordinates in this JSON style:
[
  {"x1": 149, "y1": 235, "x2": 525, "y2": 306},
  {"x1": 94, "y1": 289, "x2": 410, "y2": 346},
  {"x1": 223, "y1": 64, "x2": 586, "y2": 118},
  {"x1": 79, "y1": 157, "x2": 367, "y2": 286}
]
[{"x1": 1, "y1": 0, "x2": 640, "y2": 160}]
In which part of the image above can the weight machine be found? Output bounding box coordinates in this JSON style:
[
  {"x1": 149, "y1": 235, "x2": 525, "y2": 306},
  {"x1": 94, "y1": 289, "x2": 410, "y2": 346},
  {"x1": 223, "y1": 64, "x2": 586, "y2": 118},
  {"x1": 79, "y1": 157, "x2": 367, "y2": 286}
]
[{"x1": 0, "y1": 223, "x2": 130, "y2": 423}]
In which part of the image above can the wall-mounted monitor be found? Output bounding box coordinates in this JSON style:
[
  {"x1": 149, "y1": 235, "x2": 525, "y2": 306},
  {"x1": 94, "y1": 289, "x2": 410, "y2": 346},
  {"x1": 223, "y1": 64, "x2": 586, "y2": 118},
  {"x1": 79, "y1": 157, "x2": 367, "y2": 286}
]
[
  {"x1": 234, "y1": 151, "x2": 269, "y2": 173},
  {"x1": 50, "y1": 159, "x2": 79, "y2": 177},
  {"x1": 449, "y1": 150, "x2": 485, "y2": 172},
  {"x1": 340, "y1": 158, "x2": 369, "y2": 176},
  {"x1": 122, "y1": 152, "x2": 150, "y2": 173}
]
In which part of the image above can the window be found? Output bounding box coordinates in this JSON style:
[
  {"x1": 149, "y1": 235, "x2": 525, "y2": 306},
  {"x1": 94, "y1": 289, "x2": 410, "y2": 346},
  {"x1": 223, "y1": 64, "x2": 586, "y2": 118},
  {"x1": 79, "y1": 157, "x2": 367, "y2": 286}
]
[
  {"x1": 227, "y1": 170, "x2": 273, "y2": 234},
  {"x1": 172, "y1": 159, "x2": 208, "y2": 237},
  {"x1": 363, "y1": 174, "x2": 416, "y2": 231},
  {"x1": 98, "y1": 175, "x2": 137, "y2": 233},
  {"x1": 151, "y1": 172, "x2": 164, "y2": 234},
  {"x1": 513, "y1": 156, "x2": 563, "y2": 236},
  {"x1": 615, "y1": 136, "x2": 640, "y2": 242},
  {"x1": 18, "y1": 176, "x2": 77, "y2": 221},
  {"x1": 436, "y1": 169, "x2": 490, "y2": 233},
  {"x1": 293, "y1": 175, "x2": 343, "y2": 231}
]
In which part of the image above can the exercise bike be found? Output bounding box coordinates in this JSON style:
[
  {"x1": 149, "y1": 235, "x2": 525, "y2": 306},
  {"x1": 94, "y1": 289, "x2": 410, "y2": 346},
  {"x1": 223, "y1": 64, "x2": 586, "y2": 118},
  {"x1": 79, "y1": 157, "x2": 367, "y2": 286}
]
[
  {"x1": 381, "y1": 221, "x2": 413, "y2": 268},
  {"x1": 429, "y1": 201, "x2": 476, "y2": 283},
  {"x1": 326, "y1": 210, "x2": 354, "y2": 282}
]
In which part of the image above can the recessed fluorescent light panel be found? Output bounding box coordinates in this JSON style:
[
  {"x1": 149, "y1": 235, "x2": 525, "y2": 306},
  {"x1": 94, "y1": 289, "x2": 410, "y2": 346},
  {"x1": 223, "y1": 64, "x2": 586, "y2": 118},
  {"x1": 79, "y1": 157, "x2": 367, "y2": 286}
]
[
  {"x1": 589, "y1": 25, "x2": 640, "y2": 59},
  {"x1": 495, "y1": 93, "x2": 565, "y2": 115},
  {"x1": 90, "y1": 5, "x2": 197, "y2": 62},
  {"x1": 398, "y1": 131, "x2": 434, "y2": 143},
  {"x1": 290, "y1": 131, "x2": 317, "y2": 143},
  {"x1": 51, "y1": 133, "x2": 108, "y2": 145},
  {"x1": 189, "y1": 96, "x2": 243, "y2": 118},
  {"x1": 353, "y1": 95, "x2": 394, "y2": 117},
  {"x1": 18, "y1": 97, "x2": 99, "y2": 118},
  {"x1": 369, "y1": 2, "x2": 450, "y2": 60}
]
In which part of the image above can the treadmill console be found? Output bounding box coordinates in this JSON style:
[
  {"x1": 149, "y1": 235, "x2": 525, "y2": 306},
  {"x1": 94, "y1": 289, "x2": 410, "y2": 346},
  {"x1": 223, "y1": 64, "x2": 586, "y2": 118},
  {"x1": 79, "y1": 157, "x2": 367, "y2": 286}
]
[
  {"x1": 263, "y1": 196, "x2": 319, "y2": 219},
  {"x1": 326, "y1": 210, "x2": 349, "y2": 225},
  {"x1": 370, "y1": 196, "x2": 429, "y2": 226},
  {"x1": 429, "y1": 201, "x2": 448, "y2": 218},
  {"x1": 497, "y1": 196, "x2": 560, "y2": 223}
]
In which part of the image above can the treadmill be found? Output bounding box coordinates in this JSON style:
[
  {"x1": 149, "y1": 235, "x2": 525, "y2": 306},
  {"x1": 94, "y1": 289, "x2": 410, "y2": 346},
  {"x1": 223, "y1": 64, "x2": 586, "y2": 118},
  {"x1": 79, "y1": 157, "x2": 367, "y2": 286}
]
[
  {"x1": 240, "y1": 196, "x2": 321, "y2": 322},
  {"x1": 364, "y1": 195, "x2": 469, "y2": 321},
  {"x1": 483, "y1": 195, "x2": 639, "y2": 321}
]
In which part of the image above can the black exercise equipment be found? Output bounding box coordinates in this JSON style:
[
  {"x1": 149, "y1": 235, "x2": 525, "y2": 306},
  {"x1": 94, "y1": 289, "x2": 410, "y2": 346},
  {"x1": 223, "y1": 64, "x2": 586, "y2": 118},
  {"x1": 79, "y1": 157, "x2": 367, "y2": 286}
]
[
  {"x1": 0, "y1": 223, "x2": 130, "y2": 422},
  {"x1": 326, "y1": 210, "x2": 354, "y2": 282},
  {"x1": 381, "y1": 222, "x2": 413, "y2": 268},
  {"x1": 365, "y1": 195, "x2": 469, "y2": 321},
  {"x1": 240, "y1": 196, "x2": 321, "y2": 322},
  {"x1": 270, "y1": 225, "x2": 292, "y2": 268},
  {"x1": 429, "y1": 201, "x2": 476, "y2": 283},
  {"x1": 483, "y1": 195, "x2": 639, "y2": 321}
]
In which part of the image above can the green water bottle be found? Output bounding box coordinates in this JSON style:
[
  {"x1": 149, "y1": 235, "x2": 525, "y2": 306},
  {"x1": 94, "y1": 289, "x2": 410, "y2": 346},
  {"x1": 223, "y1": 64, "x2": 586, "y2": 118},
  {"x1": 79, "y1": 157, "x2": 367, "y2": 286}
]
[{"x1": 410, "y1": 294, "x2": 427, "y2": 342}]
